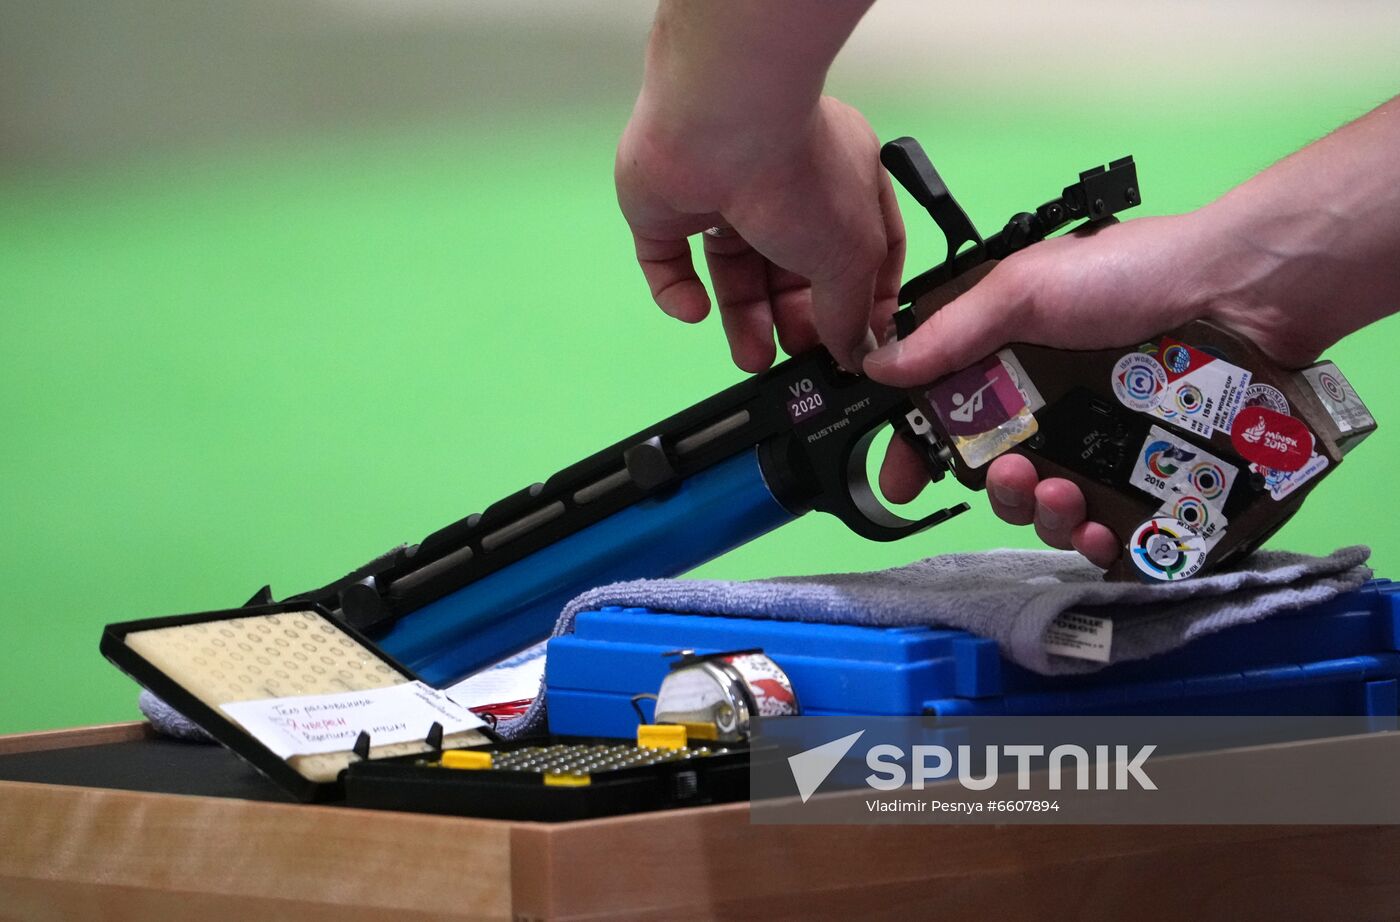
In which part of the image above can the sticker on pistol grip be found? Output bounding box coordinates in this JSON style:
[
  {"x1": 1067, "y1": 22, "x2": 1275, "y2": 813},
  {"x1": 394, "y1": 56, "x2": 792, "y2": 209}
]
[
  {"x1": 925, "y1": 353, "x2": 1038, "y2": 469},
  {"x1": 1111, "y1": 351, "x2": 1168, "y2": 412},
  {"x1": 1250, "y1": 453, "x2": 1330, "y2": 501},
  {"x1": 1302, "y1": 362, "x2": 1374, "y2": 434},
  {"x1": 1128, "y1": 515, "x2": 1212, "y2": 583},
  {"x1": 1130, "y1": 425, "x2": 1237, "y2": 502},
  {"x1": 1148, "y1": 339, "x2": 1251, "y2": 438},
  {"x1": 1230, "y1": 406, "x2": 1314, "y2": 472},
  {"x1": 1244, "y1": 383, "x2": 1290, "y2": 414},
  {"x1": 1158, "y1": 484, "x2": 1228, "y2": 544},
  {"x1": 996, "y1": 348, "x2": 1045, "y2": 414}
]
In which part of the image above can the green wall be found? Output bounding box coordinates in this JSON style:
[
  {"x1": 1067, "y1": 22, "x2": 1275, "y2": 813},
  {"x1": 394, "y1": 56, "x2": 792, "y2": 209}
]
[{"x1": 2, "y1": 74, "x2": 1398, "y2": 733}]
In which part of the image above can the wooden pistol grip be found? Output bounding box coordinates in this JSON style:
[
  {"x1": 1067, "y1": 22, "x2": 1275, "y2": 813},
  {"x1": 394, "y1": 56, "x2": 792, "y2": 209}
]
[{"x1": 907, "y1": 277, "x2": 1351, "y2": 582}]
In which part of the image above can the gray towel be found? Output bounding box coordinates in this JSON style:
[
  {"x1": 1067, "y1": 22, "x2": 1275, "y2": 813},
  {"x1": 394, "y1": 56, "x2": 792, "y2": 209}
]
[{"x1": 501, "y1": 546, "x2": 1372, "y2": 737}]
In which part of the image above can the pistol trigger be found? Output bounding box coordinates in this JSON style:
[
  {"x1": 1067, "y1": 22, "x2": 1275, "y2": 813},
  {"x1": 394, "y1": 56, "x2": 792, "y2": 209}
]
[{"x1": 894, "y1": 407, "x2": 950, "y2": 484}]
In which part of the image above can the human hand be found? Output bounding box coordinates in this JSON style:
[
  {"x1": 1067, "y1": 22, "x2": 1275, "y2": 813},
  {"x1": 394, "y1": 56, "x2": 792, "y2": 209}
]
[
  {"x1": 862, "y1": 210, "x2": 1319, "y2": 568},
  {"x1": 616, "y1": 94, "x2": 904, "y2": 372}
]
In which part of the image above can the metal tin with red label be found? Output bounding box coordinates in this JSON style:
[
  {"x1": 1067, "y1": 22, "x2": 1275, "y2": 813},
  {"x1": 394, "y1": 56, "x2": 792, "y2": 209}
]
[
  {"x1": 650, "y1": 649, "x2": 800, "y2": 742},
  {"x1": 722, "y1": 652, "x2": 800, "y2": 718}
]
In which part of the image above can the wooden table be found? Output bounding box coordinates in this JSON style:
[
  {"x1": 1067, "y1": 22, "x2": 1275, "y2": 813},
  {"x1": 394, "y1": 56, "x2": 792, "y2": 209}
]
[{"x1": 3, "y1": 722, "x2": 1400, "y2": 921}]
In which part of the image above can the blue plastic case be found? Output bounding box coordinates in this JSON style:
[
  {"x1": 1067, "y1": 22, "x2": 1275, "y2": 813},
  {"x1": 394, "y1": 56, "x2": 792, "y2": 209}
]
[{"x1": 545, "y1": 580, "x2": 1400, "y2": 737}]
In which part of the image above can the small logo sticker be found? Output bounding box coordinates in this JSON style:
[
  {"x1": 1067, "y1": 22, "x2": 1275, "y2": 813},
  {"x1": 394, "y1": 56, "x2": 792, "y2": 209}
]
[
  {"x1": 1111, "y1": 353, "x2": 1168, "y2": 411},
  {"x1": 1174, "y1": 384, "x2": 1204, "y2": 415},
  {"x1": 1244, "y1": 383, "x2": 1290, "y2": 414},
  {"x1": 1252, "y1": 453, "x2": 1331, "y2": 501},
  {"x1": 1171, "y1": 496, "x2": 1210, "y2": 531},
  {"x1": 785, "y1": 377, "x2": 827, "y2": 424},
  {"x1": 1146, "y1": 439, "x2": 1193, "y2": 480},
  {"x1": 1187, "y1": 461, "x2": 1228, "y2": 500},
  {"x1": 1302, "y1": 362, "x2": 1374, "y2": 435},
  {"x1": 1318, "y1": 371, "x2": 1347, "y2": 404},
  {"x1": 1148, "y1": 338, "x2": 1252, "y2": 438},
  {"x1": 927, "y1": 356, "x2": 1027, "y2": 437},
  {"x1": 1162, "y1": 344, "x2": 1192, "y2": 374},
  {"x1": 1128, "y1": 516, "x2": 1209, "y2": 582}
]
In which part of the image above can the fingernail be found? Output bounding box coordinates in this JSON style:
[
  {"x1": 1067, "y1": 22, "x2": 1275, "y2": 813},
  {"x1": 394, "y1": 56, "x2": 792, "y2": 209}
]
[
  {"x1": 991, "y1": 485, "x2": 1027, "y2": 509},
  {"x1": 1038, "y1": 507, "x2": 1066, "y2": 531},
  {"x1": 847, "y1": 330, "x2": 879, "y2": 371},
  {"x1": 863, "y1": 338, "x2": 902, "y2": 370}
]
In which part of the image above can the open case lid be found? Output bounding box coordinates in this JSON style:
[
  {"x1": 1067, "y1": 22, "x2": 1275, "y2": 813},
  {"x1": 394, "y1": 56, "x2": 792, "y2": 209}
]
[{"x1": 101, "y1": 601, "x2": 500, "y2": 802}]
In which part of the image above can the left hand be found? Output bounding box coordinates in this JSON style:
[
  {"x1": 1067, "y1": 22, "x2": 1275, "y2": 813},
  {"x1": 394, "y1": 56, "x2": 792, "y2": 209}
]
[{"x1": 616, "y1": 95, "x2": 905, "y2": 373}]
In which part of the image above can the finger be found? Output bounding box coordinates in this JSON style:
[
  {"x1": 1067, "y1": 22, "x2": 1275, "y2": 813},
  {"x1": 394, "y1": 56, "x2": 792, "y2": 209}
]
[
  {"x1": 766, "y1": 264, "x2": 819, "y2": 357},
  {"x1": 1032, "y1": 477, "x2": 1088, "y2": 550},
  {"x1": 1071, "y1": 520, "x2": 1121, "y2": 569},
  {"x1": 808, "y1": 237, "x2": 883, "y2": 370},
  {"x1": 862, "y1": 263, "x2": 1026, "y2": 387},
  {"x1": 985, "y1": 453, "x2": 1038, "y2": 526},
  {"x1": 704, "y1": 232, "x2": 777, "y2": 372},
  {"x1": 878, "y1": 433, "x2": 929, "y2": 504},
  {"x1": 631, "y1": 231, "x2": 711, "y2": 323},
  {"x1": 872, "y1": 171, "x2": 907, "y2": 343}
]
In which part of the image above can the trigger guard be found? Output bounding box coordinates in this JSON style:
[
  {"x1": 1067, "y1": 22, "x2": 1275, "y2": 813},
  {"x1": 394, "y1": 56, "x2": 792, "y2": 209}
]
[{"x1": 815, "y1": 425, "x2": 969, "y2": 542}]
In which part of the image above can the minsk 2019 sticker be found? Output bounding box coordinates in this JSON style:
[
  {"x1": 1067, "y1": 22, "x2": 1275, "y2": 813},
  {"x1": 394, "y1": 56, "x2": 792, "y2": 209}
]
[
  {"x1": 1128, "y1": 515, "x2": 1210, "y2": 582},
  {"x1": 1111, "y1": 352, "x2": 1168, "y2": 412},
  {"x1": 1229, "y1": 406, "x2": 1314, "y2": 472}
]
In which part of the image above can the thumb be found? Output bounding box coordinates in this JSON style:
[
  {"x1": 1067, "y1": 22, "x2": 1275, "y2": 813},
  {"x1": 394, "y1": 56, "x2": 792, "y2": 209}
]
[{"x1": 862, "y1": 262, "x2": 1027, "y2": 388}]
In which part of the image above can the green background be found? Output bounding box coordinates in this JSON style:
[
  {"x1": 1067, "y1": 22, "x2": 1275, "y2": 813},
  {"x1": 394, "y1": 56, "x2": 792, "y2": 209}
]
[{"x1": 2, "y1": 9, "x2": 1398, "y2": 733}]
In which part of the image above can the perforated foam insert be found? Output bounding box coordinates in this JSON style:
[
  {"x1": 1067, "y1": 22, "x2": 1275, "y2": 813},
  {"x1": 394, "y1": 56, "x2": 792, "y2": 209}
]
[{"x1": 125, "y1": 610, "x2": 489, "y2": 782}]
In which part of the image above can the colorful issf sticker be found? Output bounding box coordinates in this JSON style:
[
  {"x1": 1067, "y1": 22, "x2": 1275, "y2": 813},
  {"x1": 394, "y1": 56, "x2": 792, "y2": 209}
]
[
  {"x1": 1128, "y1": 515, "x2": 1210, "y2": 582},
  {"x1": 1148, "y1": 338, "x2": 1251, "y2": 438},
  {"x1": 1111, "y1": 352, "x2": 1168, "y2": 412},
  {"x1": 1159, "y1": 484, "x2": 1228, "y2": 543},
  {"x1": 925, "y1": 351, "x2": 1039, "y2": 469},
  {"x1": 1129, "y1": 425, "x2": 1237, "y2": 503}
]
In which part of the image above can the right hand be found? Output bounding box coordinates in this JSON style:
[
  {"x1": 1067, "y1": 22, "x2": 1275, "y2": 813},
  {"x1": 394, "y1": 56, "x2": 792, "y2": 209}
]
[{"x1": 863, "y1": 209, "x2": 1322, "y2": 569}]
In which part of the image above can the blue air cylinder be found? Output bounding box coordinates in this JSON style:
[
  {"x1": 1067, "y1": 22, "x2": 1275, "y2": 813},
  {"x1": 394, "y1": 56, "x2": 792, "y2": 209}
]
[{"x1": 374, "y1": 449, "x2": 794, "y2": 686}]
